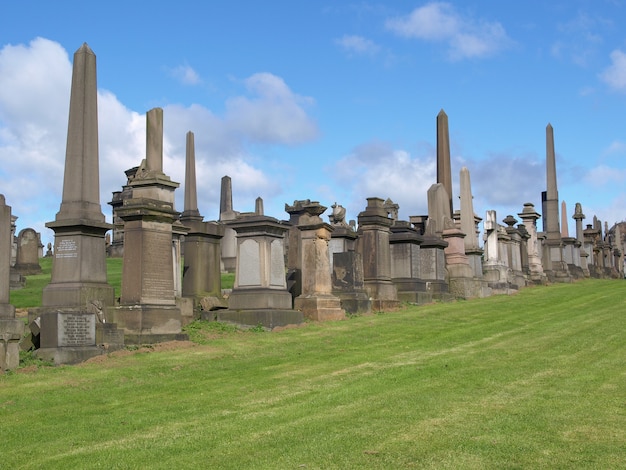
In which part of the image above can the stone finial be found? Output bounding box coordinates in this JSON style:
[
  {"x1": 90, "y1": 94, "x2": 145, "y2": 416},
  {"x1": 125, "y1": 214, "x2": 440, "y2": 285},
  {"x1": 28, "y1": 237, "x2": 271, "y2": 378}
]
[{"x1": 255, "y1": 197, "x2": 264, "y2": 215}]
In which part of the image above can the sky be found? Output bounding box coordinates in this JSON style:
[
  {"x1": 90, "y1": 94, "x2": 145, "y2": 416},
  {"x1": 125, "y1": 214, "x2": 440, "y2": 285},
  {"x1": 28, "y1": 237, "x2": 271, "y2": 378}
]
[{"x1": 2, "y1": 1, "x2": 626, "y2": 246}]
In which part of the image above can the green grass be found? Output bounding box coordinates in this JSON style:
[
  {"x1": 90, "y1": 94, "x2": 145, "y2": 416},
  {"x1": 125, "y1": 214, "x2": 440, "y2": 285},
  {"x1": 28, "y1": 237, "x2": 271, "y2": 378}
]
[
  {"x1": 2, "y1": 279, "x2": 625, "y2": 468},
  {"x1": 10, "y1": 257, "x2": 229, "y2": 308}
]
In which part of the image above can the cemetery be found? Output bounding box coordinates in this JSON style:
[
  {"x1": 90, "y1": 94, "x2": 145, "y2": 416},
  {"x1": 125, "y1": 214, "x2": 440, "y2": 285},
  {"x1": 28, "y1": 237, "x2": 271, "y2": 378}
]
[
  {"x1": 1, "y1": 44, "x2": 625, "y2": 467},
  {"x1": 2, "y1": 43, "x2": 622, "y2": 368}
]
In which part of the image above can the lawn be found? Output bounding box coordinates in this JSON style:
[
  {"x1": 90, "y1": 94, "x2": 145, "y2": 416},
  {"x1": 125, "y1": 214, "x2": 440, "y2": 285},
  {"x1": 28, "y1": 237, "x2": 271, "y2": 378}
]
[{"x1": 1, "y1": 278, "x2": 625, "y2": 468}]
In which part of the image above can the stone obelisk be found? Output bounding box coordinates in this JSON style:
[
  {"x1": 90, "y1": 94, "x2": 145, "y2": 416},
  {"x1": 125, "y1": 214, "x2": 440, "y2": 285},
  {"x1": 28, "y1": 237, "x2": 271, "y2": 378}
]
[
  {"x1": 542, "y1": 123, "x2": 570, "y2": 282},
  {"x1": 36, "y1": 44, "x2": 118, "y2": 364},
  {"x1": 43, "y1": 43, "x2": 114, "y2": 309},
  {"x1": 108, "y1": 108, "x2": 187, "y2": 343},
  {"x1": 180, "y1": 131, "x2": 224, "y2": 307},
  {"x1": 219, "y1": 175, "x2": 238, "y2": 272},
  {"x1": 459, "y1": 167, "x2": 484, "y2": 279},
  {"x1": 0, "y1": 195, "x2": 23, "y2": 371},
  {"x1": 437, "y1": 109, "x2": 453, "y2": 217}
]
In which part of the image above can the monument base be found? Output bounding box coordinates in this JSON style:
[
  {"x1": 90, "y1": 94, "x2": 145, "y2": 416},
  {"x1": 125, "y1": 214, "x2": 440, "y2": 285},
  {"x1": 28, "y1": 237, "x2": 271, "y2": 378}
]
[
  {"x1": 294, "y1": 294, "x2": 346, "y2": 321},
  {"x1": 332, "y1": 291, "x2": 372, "y2": 315},
  {"x1": 228, "y1": 288, "x2": 292, "y2": 310},
  {"x1": 211, "y1": 309, "x2": 304, "y2": 330},
  {"x1": 107, "y1": 304, "x2": 187, "y2": 345},
  {"x1": 36, "y1": 346, "x2": 106, "y2": 366},
  {"x1": 42, "y1": 282, "x2": 116, "y2": 310},
  {"x1": 0, "y1": 318, "x2": 24, "y2": 371},
  {"x1": 392, "y1": 278, "x2": 433, "y2": 305},
  {"x1": 424, "y1": 280, "x2": 455, "y2": 302}
]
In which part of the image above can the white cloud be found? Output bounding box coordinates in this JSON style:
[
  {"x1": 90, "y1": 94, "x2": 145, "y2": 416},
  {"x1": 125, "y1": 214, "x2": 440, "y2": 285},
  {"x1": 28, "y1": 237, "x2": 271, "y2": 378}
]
[
  {"x1": 0, "y1": 40, "x2": 316, "y2": 242},
  {"x1": 169, "y1": 63, "x2": 202, "y2": 85},
  {"x1": 225, "y1": 73, "x2": 318, "y2": 144},
  {"x1": 335, "y1": 35, "x2": 381, "y2": 56},
  {"x1": 584, "y1": 164, "x2": 626, "y2": 187},
  {"x1": 385, "y1": 2, "x2": 512, "y2": 60},
  {"x1": 330, "y1": 140, "x2": 436, "y2": 220},
  {"x1": 600, "y1": 49, "x2": 626, "y2": 92}
]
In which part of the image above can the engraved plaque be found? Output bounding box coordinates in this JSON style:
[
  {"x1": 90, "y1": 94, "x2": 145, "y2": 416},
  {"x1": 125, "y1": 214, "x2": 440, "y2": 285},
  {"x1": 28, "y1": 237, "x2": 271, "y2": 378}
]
[
  {"x1": 270, "y1": 239, "x2": 286, "y2": 287},
  {"x1": 58, "y1": 313, "x2": 96, "y2": 347}
]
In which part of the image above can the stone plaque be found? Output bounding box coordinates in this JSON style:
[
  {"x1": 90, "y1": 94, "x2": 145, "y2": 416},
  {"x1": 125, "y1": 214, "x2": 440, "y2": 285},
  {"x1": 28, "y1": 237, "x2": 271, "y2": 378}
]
[
  {"x1": 57, "y1": 313, "x2": 96, "y2": 347},
  {"x1": 238, "y1": 239, "x2": 261, "y2": 286},
  {"x1": 56, "y1": 238, "x2": 78, "y2": 259},
  {"x1": 270, "y1": 239, "x2": 286, "y2": 287}
]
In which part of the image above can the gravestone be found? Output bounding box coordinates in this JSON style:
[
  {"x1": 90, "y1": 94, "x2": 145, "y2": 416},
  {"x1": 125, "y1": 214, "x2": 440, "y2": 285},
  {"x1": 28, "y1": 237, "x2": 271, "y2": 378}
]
[
  {"x1": 389, "y1": 220, "x2": 432, "y2": 304},
  {"x1": 459, "y1": 167, "x2": 484, "y2": 278},
  {"x1": 561, "y1": 201, "x2": 584, "y2": 278},
  {"x1": 107, "y1": 166, "x2": 139, "y2": 257},
  {"x1": 35, "y1": 44, "x2": 120, "y2": 365},
  {"x1": 106, "y1": 108, "x2": 187, "y2": 344},
  {"x1": 0, "y1": 195, "x2": 23, "y2": 371},
  {"x1": 572, "y1": 203, "x2": 590, "y2": 277},
  {"x1": 356, "y1": 197, "x2": 399, "y2": 310},
  {"x1": 483, "y1": 210, "x2": 514, "y2": 294},
  {"x1": 180, "y1": 131, "x2": 225, "y2": 313},
  {"x1": 541, "y1": 123, "x2": 571, "y2": 282},
  {"x1": 290, "y1": 201, "x2": 345, "y2": 321},
  {"x1": 328, "y1": 203, "x2": 370, "y2": 314},
  {"x1": 214, "y1": 213, "x2": 303, "y2": 329},
  {"x1": 13, "y1": 228, "x2": 42, "y2": 275},
  {"x1": 518, "y1": 203, "x2": 547, "y2": 284}
]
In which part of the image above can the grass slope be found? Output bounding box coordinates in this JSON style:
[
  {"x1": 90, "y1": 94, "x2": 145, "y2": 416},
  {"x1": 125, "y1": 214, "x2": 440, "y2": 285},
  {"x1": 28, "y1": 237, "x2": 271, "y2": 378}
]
[{"x1": 2, "y1": 280, "x2": 625, "y2": 468}]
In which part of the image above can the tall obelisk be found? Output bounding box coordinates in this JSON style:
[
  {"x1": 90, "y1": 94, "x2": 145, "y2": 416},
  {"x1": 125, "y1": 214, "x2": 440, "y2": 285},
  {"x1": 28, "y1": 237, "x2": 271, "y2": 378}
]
[
  {"x1": 542, "y1": 123, "x2": 570, "y2": 281},
  {"x1": 181, "y1": 131, "x2": 224, "y2": 303},
  {"x1": 437, "y1": 109, "x2": 453, "y2": 217},
  {"x1": 43, "y1": 43, "x2": 114, "y2": 308}
]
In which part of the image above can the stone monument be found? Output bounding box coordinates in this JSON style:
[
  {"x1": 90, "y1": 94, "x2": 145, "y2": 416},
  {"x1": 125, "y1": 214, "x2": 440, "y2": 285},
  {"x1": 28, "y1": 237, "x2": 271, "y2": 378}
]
[
  {"x1": 36, "y1": 44, "x2": 119, "y2": 364},
  {"x1": 214, "y1": 213, "x2": 303, "y2": 329},
  {"x1": 288, "y1": 201, "x2": 345, "y2": 321},
  {"x1": 356, "y1": 197, "x2": 399, "y2": 310},
  {"x1": 572, "y1": 202, "x2": 590, "y2": 277},
  {"x1": 518, "y1": 203, "x2": 547, "y2": 284},
  {"x1": 541, "y1": 123, "x2": 570, "y2": 282},
  {"x1": 106, "y1": 108, "x2": 187, "y2": 344},
  {"x1": 180, "y1": 131, "x2": 225, "y2": 312},
  {"x1": 219, "y1": 176, "x2": 239, "y2": 273},
  {"x1": 0, "y1": 195, "x2": 23, "y2": 371},
  {"x1": 14, "y1": 228, "x2": 42, "y2": 275}
]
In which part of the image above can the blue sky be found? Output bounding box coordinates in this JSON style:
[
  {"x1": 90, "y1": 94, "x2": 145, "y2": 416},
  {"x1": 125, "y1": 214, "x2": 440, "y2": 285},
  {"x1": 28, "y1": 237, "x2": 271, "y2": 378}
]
[{"x1": 1, "y1": 1, "x2": 626, "y2": 245}]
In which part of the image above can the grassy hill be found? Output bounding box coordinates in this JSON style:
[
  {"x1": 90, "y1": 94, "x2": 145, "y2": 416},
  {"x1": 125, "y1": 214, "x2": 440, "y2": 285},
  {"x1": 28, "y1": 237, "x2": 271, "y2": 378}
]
[{"x1": 2, "y1": 278, "x2": 625, "y2": 468}]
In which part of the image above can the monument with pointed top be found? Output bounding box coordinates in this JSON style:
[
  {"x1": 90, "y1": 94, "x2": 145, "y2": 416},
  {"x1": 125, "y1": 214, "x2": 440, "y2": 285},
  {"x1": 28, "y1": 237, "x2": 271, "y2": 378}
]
[
  {"x1": 35, "y1": 44, "x2": 120, "y2": 365},
  {"x1": 437, "y1": 109, "x2": 453, "y2": 217},
  {"x1": 107, "y1": 107, "x2": 188, "y2": 344},
  {"x1": 180, "y1": 131, "x2": 224, "y2": 308},
  {"x1": 541, "y1": 123, "x2": 571, "y2": 282}
]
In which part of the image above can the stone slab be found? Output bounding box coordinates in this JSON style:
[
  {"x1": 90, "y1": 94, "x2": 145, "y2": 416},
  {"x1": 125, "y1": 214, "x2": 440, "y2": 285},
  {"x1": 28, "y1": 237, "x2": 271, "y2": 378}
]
[{"x1": 213, "y1": 309, "x2": 304, "y2": 330}]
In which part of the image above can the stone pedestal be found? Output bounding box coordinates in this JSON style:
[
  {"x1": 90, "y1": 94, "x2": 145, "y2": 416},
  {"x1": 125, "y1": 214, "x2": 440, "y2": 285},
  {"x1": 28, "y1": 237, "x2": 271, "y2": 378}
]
[
  {"x1": 390, "y1": 221, "x2": 431, "y2": 304},
  {"x1": 357, "y1": 198, "x2": 399, "y2": 311},
  {"x1": 419, "y1": 233, "x2": 451, "y2": 301},
  {"x1": 331, "y1": 251, "x2": 371, "y2": 315},
  {"x1": 288, "y1": 201, "x2": 345, "y2": 321},
  {"x1": 0, "y1": 318, "x2": 23, "y2": 371},
  {"x1": 214, "y1": 214, "x2": 303, "y2": 329},
  {"x1": 442, "y1": 223, "x2": 482, "y2": 299}
]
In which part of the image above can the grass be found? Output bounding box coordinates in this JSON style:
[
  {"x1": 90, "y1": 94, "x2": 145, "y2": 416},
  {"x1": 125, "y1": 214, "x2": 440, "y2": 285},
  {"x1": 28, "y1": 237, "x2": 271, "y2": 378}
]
[
  {"x1": 10, "y1": 258, "x2": 232, "y2": 308},
  {"x1": 1, "y1": 279, "x2": 625, "y2": 468}
]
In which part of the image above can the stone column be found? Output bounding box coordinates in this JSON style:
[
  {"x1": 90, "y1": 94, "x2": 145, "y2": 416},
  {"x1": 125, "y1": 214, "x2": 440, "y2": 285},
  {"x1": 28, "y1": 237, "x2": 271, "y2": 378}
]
[
  {"x1": 219, "y1": 176, "x2": 238, "y2": 273},
  {"x1": 42, "y1": 43, "x2": 115, "y2": 310},
  {"x1": 0, "y1": 195, "x2": 23, "y2": 371},
  {"x1": 518, "y1": 203, "x2": 547, "y2": 284},
  {"x1": 542, "y1": 123, "x2": 570, "y2": 282},
  {"x1": 356, "y1": 198, "x2": 399, "y2": 310},
  {"x1": 180, "y1": 131, "x2": 225, "y2": 307},
  {"x1": 572, "y1": 203, "x2": 589, "y2": 277},
  {"x1": 437, "y1": 109, "x2": 453, "y2": 216},
  {"x1": 36, "y1": 44, "x2": 118, "y2": 365},
  {"x1": 291, "y1": 202, "x2": 345, "y2": 321},
  {"x1": 502, "y1": 215, "x2": 526, "y2": 288},
  {"x1": 107, "y1": 108, "x2": 186, "y2": 344},
  {"x1": 459, "y1": 167, "x2": 484, "y2": 278}
]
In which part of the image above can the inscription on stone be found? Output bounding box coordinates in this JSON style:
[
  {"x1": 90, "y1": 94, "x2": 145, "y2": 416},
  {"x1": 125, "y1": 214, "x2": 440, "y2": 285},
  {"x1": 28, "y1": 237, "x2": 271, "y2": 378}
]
[
  {"x1": 56, "y1": 238, "x2": 78, "y2": 258},
  {"x1": 141, "y1": 232, "x2": 174, "y2": 302},
  {"x1": 58, "y1": 313, "x2": 96, "y2": 347}
]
